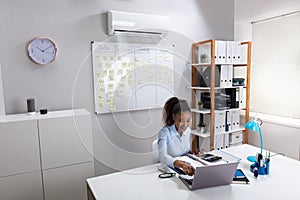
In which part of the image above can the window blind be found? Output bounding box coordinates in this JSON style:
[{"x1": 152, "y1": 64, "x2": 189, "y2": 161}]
[{"x1": 251, "y1": 12, "x2": 300, "y2": 118}]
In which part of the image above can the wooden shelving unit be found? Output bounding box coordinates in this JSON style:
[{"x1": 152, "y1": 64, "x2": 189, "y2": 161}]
[{"x1": 191, "y1": 40, "x2": 252, "y2": 151}]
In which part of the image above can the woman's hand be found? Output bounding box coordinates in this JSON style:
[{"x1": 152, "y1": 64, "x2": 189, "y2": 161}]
[
  {"x1": 181, "y1": 162, "x2": 195, "y2": 175},
  {"x1": 174, "y1": 160, "x2": 195, "y2": 176},
  {"x1": 189, "y1": 149, "x2": 204, "y2": 157}
]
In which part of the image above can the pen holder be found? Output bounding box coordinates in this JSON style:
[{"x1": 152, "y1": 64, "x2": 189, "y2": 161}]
[{"x1": 250, "y1": 159, "x2": 270, "y2": 175}]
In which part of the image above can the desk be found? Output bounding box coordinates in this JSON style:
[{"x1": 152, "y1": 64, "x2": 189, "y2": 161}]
[{"x1": 86, "y1": 144, "x2": 300, "y2": 200}]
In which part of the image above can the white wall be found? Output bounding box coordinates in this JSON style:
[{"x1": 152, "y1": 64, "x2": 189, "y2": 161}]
[
  {"x1": 0, "y1": 0, "x2": 234, "y2": 175},
  {"x1": 235, "y1": 0, "x2": 300, "y2": 161},
  {"x1": 0, "y1": 63, "x2": 5, "y2": 115}
]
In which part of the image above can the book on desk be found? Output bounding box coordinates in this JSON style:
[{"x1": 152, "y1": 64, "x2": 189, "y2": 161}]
[{"x1": 232, "y1": 169, "x2": 249, "y2": 184}]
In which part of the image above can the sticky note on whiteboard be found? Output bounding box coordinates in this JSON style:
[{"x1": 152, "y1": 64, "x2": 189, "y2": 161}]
[
  {"x1": 110, "y1": 104, "x2": 117, "y2": 111},
  {"x1": 98, "y1": 102, "x2": 104, "y2": 108}
]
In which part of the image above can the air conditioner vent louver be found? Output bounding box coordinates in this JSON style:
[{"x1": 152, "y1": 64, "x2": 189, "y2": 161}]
[{"x1": 107, "y1": 10, "x2": 170, "y2": 37}]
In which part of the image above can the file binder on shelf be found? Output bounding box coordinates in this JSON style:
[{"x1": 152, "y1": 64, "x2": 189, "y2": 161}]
[
  {"x1": 237, "y1": 87, "x2": 246, "y2": 109},
  {"x1": 214, "y1": 134, "x2": 224, "y2": 150},
  {"x1": 226, "y1": 41, "x2": 233, "y2": 64},
  {"x1": 225, "y1": 110, "x2": 232, "y2": 132},
  {"x1": 227, "y1": 65, "x2": 233, "y2": 87},
  {"x1": 220, "y1": 65, "x2": 228, "y2": 88},
  {"x1": 215, "y1": 41, "x2": 226, "y2": 64},
  {"x1": 219, "y1": 65, "x2": 233, "y2": 88},
  {"x1": 240, "y1": 87, "x2": 247, "y2": 109},
  {"x1": 231, "y1": 109, "x2": 240, "y2": 131},
  {"x1": 224, "y1": 132, "x2": 229, "y2": 148},
  {"x1": 215, "y1": 110, "x2": 226, "y2": 134},
  {"x1": 231, "y1": 41, "x2": 242, "y2": 64}
]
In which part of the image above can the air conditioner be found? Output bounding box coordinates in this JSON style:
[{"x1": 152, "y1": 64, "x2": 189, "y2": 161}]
[{"x1": 107, "y1": 10, "x2": 171, "y2": 36}]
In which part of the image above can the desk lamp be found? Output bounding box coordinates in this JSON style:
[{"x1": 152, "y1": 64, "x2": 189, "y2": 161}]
[{"x1": 244, "y1": 117, "x2": 263, "y2": 162}]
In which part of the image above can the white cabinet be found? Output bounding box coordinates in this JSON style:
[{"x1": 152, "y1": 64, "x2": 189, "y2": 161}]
[
  {"x1": 43, "y1": 162, "x2": 94, "y2": 200},
  {"x1": 0, "y1": 109, "x2": 94, "y2": 200},
  {"x1": 0, "y1": 120, "x2": 41, "y2": 177},
  {"x1": 38, "y1": 112, "x2": 93, "y2": 169},
  {"x1": 38, "y1": 109, "x2": 94, "y2": 200},
  {"x1": 0, "y1": 119, "x2": 43, "y2": 200},
  {"x1": 0, "y1": 171, "x2": 43, "y2": 200}
]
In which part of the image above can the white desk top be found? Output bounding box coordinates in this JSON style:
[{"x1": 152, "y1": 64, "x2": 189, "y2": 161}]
[{"x1": 87, "y1": 144, "x2": 300, "y2": 200}]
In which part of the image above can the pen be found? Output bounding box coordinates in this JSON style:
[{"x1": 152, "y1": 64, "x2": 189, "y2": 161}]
[
  {"x1": 257, "y1": 153, "x2": 263, "y2": 167},
  {"x1": 253, "y1": 167, "x2": 258, "y2": 178}
]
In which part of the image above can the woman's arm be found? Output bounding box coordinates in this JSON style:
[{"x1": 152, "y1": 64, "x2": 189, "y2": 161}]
[
  {"x1": 158, "y1": 138, "x2": 176, "y2": 168},
  {"x1": 158, "y1": 128, "x2": 195, "y2": 175}
]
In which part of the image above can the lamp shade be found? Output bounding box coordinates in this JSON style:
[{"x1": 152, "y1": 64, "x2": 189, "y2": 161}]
[{"x1": 244, "y1": 120, "x2": 260, "y2": 133}]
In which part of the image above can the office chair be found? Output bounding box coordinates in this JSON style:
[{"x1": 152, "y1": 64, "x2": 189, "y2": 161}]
[{"x1": 152, "y1": 139, "x2": 159, "y2": 163}]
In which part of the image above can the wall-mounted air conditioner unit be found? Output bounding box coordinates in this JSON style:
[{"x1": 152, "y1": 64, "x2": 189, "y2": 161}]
[{"x1": 107, "y1": 10, "x2": 171, "y2": 36}]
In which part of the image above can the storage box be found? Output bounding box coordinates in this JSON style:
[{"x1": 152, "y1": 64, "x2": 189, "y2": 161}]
[{"x1": 229, "y1": 131, "x2": 243, "y2": 144}]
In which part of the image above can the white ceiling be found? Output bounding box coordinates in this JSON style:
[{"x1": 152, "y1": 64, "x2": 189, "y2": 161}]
[{"x1": 235, "y1": 0, "x2": 300, "y2": 21}]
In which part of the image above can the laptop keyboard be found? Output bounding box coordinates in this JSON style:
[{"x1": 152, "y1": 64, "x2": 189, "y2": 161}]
[{"x1": 186, "y1": 179, "x2": 193, "y2": 185}]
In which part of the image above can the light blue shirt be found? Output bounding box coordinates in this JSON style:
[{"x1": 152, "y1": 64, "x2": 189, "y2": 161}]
[{"x1": 158, "y1": 124, "x2": 191, "y2": 168}]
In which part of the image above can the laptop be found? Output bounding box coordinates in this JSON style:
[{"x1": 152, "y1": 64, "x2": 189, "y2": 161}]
[{"x1": 179, "y1": 162, "x2": 238, "y2": 190}]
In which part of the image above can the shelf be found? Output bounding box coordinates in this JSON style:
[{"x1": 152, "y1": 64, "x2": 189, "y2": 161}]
[
  {"x1": 232, "y1": 64, "x2": 248, "y2": 67},
  {"x1": 191, "y1": 108, "x2": 211, "y2": 114},
  {"x1": 191, "y1": 130, "x2": 210, "y2": 138},
  {"x1": 215, "y1": 86, "x2": 247, "y2": 90},
  {"x1": 189, "y1": 63, "x2": 248, "y2": 67},
  {"x1": 189, "y1": 63, "x2": 212, "y2": 67},
  {"x1": 188, "y1": 86, "x2": 246, "y2": 90},
  {"x1": 189, "y1": 86, "x2": 211, "y2": 90},
  {"x1": 191, "y1": 127, "x2": 245, "y2": 138},
  {"x1": 226, "y1": 127, "x2": 245, "y2": 133},
  {"x1": 192, "y1": 108, "x2": 242, "y2": 114}
]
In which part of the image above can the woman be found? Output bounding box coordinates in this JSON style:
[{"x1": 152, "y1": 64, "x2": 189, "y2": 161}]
[{"x1": 158, "y1": 97, "x2": 195, "y2": 175}]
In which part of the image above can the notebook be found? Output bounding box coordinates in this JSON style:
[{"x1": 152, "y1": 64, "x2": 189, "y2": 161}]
[
  {"x1": 179, "y1": 161, "x2": 239, "y2": 190},
  {"x1": 232, "y1": 169, "x2": 250, "y2": 184}
]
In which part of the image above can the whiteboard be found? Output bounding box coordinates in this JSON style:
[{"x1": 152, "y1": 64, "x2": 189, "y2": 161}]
[{"x1": 91, "y1": 41, "x2": 174, "y2": 114}]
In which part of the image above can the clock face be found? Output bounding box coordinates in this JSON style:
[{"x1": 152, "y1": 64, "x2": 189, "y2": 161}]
[{"x1": 27, "y1": 37, "x2": 58, "y2": 65}]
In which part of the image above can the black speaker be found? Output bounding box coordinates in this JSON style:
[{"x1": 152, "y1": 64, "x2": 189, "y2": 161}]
[{"x1": 27, "y1": 98, "x2": 36, "y2": 113}]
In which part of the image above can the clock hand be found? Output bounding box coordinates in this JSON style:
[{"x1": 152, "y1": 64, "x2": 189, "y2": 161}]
[
  {"x1": 44, "y1": 51, "x2": 55, "y2": 54},
  {"x1": 34, "y1": 46, "x2": 44, "y2": 52},
  {"x1": 43, "y1": 45, "x2": 53, "y2": 51}
]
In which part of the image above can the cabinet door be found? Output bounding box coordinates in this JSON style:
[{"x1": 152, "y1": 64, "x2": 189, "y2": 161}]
[
  {"x1": 0, "y1": 120, "x2": 41, "y2": 177},
  {"x1": 43, "y1": 162, "x2": 94, "y2": 200},
  {"x1": 0, "y1": 171, "x2": 43, "y2": 200},
  {"x1": 38, "y1": 114, "x2": 93, "y2": 169}
]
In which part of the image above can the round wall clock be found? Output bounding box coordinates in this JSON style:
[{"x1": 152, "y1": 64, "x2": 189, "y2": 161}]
[{"x1": 27, "y1": 37, "x2": 58, "y2": 65}]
